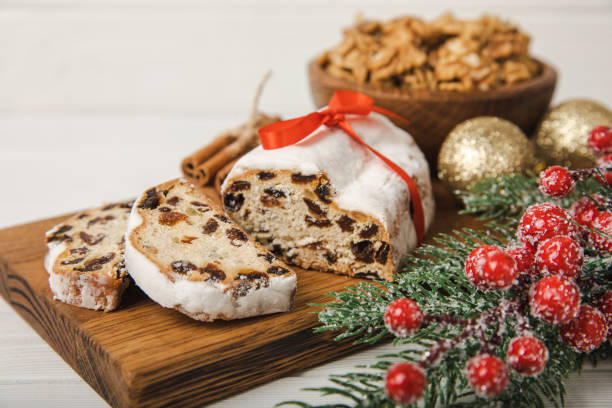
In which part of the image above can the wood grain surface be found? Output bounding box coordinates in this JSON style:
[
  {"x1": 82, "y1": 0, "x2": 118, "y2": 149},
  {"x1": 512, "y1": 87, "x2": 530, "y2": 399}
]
[
  {"x1": 0, "y1": 182, "x2": 481, "y2": 407},
  {"x1": 1, "y1": 2, "x2": 611, "y2": 406}
]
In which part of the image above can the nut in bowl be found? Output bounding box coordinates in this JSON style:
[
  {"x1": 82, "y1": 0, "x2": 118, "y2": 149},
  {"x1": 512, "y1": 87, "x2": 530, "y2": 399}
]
[{"x1": 308, "y1": 14, "x2": 557, "y2": 169}]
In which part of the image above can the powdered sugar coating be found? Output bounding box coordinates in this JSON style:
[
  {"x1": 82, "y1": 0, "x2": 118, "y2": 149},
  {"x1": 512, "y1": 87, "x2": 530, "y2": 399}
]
[
  {"x1": 45, "y1": 238, "x2": 116, "y2": 310},
  {"x1": 506, "y1": 336, "x2": 549, "y2": 376},
  {"x1": 518, "y1": 203, "x2": 579, "y2": 249},
  {"x1": 466, "y1": 354, "x2": 509, "y2": 397},
  {"x1": 530, "y1": 275, "x2": 581, "y2": 325},
  {"x1": 125, "y1": 191, "x2": 296, "y2": 321},
  {"x1": 48, "y1": 270, "x2": 127, "y2": 311},
  {"x1": 225, "y1": 112, "x2": 435, "y2": 268},
  {"x1": 44, "y1": 237, "x2": 67, "y2": 276},
  {"x1": 560, "y1": 305, "x2": 608, "y2": 352},
  {"x1": 44, "y1": 203, "x2": 131, "y2": 312},
  {"x1": 535, "y1": 236, "x2": 584, "y2": 279}
]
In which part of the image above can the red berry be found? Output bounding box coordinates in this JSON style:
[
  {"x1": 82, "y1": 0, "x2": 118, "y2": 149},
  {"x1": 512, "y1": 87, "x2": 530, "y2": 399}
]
[
  {"x1": 385, "y1": 362, "x2": 426, "y2": 405},
  {"x1": 589, "y1": 211, "x2": 612, "y2": 252},
  {"x1": 530, "y1": 275, "x2": 581, "y2": 325},
  {"x1": 535, "y1": 236, "x2": 584, "y2": 279},
  {"x1": 465, "y1": 245, "x2": 518, "y2": 290},
  {"x1": 506, "y1": 245, "x2": 536, "y2": 276},
  {"x1": 560, "y1": 305, "x2": 608, "y2": 352},
  {"x1": 588, "y1": 125, "x2": 612, "y2": 154},
  {"x1": 570, "y1": 196, "x2": 603, "y2": 229},
  {"x1": 384, "y1": 298, "x2": 423, "y2": 338},
  {"x1": 466, "y1": 354, "x2": 509, "y2": 397},
  {"x1": 595, "y1": 154, "x2": 612, "y2": 186},
  {"x1": 518, "y1": 203, "x2": 579, "y2": 249},
  {"x1": 506, "y1": 336, "x2": 549, "y2": 376},
  {"x1": 539, "y1": 166, "x2": 575, "y2": 198},
  {"x1": 597, "y1": 291, "x2": 612, "y2": 340}
]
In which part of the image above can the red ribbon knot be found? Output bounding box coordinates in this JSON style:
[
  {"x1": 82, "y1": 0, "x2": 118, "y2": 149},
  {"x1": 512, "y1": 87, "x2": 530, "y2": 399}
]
[{"x1": 258, "y1": 90, "x2": 425, "y2": 244}]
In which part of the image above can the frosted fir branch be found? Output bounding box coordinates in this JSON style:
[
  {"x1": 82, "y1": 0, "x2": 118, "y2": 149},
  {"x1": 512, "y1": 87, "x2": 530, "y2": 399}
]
[
  {"x1": 286, "y1": 303, "x2": 584, "y2": 408},
  {"x1": 459, "y1": 172, "x2": 608, "y2": 220},
  {"x1": 313, "y1": 227, "x2": 512, "y2": 346},
  {"x1": 285, "y1": 172, "x2": 612, "y2": 408}
]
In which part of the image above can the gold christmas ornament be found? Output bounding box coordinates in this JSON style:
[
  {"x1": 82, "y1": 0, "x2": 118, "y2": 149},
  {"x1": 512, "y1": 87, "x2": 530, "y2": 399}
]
[
  {"x1": 535, "y1": 99, "x2": 612, "y2": 168},
  {"x1": 438, "y1": 116, "x2": 535, "y2": 191}
]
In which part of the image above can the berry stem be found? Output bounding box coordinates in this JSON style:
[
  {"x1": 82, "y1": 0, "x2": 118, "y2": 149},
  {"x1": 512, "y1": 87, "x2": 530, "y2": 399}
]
[
  {"x1": 420, "y1": 325, "x2": 475, "y2": 368},
  {"x1": 419, "y1": 297, "x2": 522, "y2": 368},
  {"x1": 570, "y1": 166, "x2": 612, "y2": 193},
  {"x1": 422, "y1": 314, "x2": 473, "y2": 326}
]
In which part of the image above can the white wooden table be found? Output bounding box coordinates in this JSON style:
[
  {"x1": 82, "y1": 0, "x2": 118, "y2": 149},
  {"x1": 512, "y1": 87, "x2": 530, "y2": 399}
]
[{"x1": 1, "y1": 1, "x2": 612, "y2": 406}]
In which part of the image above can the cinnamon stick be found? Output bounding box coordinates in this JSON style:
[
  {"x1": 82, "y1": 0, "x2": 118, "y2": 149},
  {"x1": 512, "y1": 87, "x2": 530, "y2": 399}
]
[
  {"x1": 181, "y1": 71, "x2": 279, "y2": 186},
  {"x1": 214, "y1": 158, "x2": 239, "y2": 196},
  {"x1": 194, "y1": 127, "x2": 258, "y2": 186},
  {"x1": 181, "y1": 134, "x2": 237, "y2": 178}
]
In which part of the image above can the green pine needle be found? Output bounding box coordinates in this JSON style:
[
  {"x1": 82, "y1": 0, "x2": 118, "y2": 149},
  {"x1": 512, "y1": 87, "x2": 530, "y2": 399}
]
[{"x1": 282, "y1": 172, "x2": 612, "y2": 408}]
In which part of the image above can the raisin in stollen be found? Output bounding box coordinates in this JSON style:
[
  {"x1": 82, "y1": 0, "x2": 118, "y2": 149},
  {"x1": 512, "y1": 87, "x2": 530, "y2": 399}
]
[
  {"x1": 125, "y1": 178, "x2": 296, "y2": 322},
  {"x1": 221, "y1": 112, "x2": 435, "y2": 281},
  {"x1": 44, "y1": 201, "x2": 132, "y2": 311}
]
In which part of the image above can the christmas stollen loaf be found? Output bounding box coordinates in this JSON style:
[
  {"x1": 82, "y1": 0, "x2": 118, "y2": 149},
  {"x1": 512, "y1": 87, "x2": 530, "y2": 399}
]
[
  {"x1": 44, "y1": 201, "x2": 132, "y2": 311},
  {"x1": 125, "y1": 178, "x2": 296, "y2": 321},
  {"x1": 221, "y1": 112, "x2": 435, "y2": 281}
]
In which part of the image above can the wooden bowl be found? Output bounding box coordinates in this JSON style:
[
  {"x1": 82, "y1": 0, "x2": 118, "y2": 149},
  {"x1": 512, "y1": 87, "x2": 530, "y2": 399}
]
[{"x1": 308, "y1": 59, "x2": 557, "y2": 170}]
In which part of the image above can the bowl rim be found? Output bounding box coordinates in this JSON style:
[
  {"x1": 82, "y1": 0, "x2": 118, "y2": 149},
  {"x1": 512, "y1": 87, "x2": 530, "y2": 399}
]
[{"x1": 308, "y1": 57, "x2": 557, "y2": 102}]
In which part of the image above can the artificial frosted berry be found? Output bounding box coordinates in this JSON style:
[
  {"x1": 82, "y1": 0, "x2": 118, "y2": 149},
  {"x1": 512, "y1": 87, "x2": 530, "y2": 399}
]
[
  {"x1": 570, "y1": 196, "x2": 603, "y2": 229},
  {"x1": 530, "y1": 276, "x2": 581, "y2": 325},
  {"x1": 464, "y1": 245, "x2": 518, "y2": 290},
  {"x1": 384, "y1": 298, "x2": 423, "y2": 338},
  {"x1": 385, "y1": 362, "x2": 426, "y2": 405},
  {"x1": 588, "y1": 125, "x2": 612, "y2": 154},
  {"x1": 535, "y1": 236, "x2": 584, "y2": 279},
  {"x1": 560, "y1": 305, "x2": 608, "y2": 352},
  {"x1": 506, "y1": 336, "x2": 549, "y2": 376},
  {"x1": 506, "y1": 244, "x2": 536, "y2": 276},
  {"x1": 595, "y1": 154, "x2": 612, "y2": 186},
  {"x1": 597, "y1": 291, "x2": 612, "y2": 340},
  {"x1": 589, "y1": 211, "x2": 612, "y2": 252},
  {"x1": 518, "y1": 203, "x2": 578, "y2": 249},
  {"x1": 466, "y1": 354, "x2": 509, "y2": 398},
  {"x1": 538, "y1": 166, "x2": 575, "y2": 198}
]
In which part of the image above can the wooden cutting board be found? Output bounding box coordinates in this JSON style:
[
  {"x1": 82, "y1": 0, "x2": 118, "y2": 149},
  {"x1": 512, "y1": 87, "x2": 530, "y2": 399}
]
[{"x1": 0, "y1": 182, "x2": 480, "y2": 407}]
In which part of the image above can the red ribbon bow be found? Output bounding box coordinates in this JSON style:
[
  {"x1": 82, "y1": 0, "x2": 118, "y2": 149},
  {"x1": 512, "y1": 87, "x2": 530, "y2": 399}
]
[{"x1": 258, "y1": 90, "x2": 425, "y2": 244}]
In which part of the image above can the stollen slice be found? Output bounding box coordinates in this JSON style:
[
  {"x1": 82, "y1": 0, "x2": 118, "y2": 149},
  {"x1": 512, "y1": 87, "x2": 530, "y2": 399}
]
[
  {"x1": 44, "y1": 201, "x2": 132, "y2": 311},
  {"x1": 125, "y1": 178, "x2": 297, "y2": 321}
]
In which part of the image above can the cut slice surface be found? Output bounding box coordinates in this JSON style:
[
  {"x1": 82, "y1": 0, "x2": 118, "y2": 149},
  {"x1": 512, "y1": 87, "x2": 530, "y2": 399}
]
[
  {"x1": 125, "y1": 178, "x2": 296, "y2": 321},
  {"x1": 223, "y1": 170, "x2": 396, "y2": 280},
  {"x1": 44, "y1": 201, "x2": 132, "y2": 311}
]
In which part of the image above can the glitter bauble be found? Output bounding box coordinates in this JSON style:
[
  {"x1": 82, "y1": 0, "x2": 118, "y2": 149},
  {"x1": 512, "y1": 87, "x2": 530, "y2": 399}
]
[
  {"x1": 535, "y1": 99, "x2": 612, "y2": 168},
  {"x1": 438, "y1": 117, "x2": 535, "y2": 191}
]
